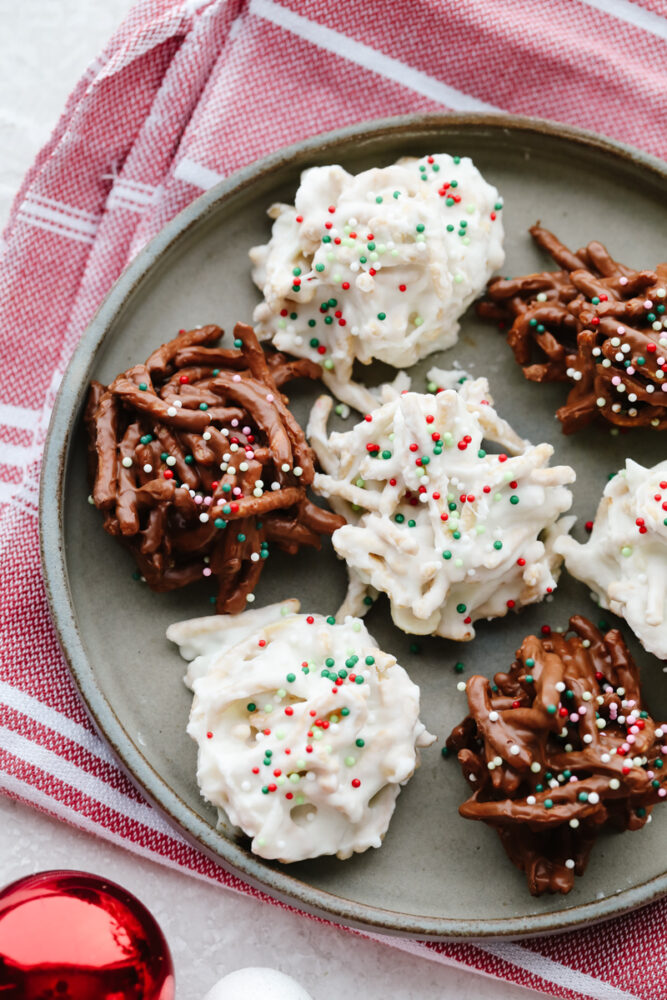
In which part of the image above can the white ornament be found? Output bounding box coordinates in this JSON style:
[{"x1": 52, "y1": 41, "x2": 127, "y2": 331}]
[{"x1": 203, "y1": 967, "x2": 313, "y2": 1000}]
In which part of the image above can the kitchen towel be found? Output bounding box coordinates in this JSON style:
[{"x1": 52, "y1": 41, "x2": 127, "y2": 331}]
[{"x1": 2, "y1": 2, "x2": 667, "y2": 998}]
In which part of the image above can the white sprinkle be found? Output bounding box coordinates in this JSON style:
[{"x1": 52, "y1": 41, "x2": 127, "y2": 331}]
[
  {"x1": 530, "y1": 762, "x2": 541, "y2": 773},
  {"x1": 555, "y1": 681, "x2": 566, "y2": 692},
  {"x1": 609, "y1": 778, "x2": 620, "y2": 790},
  {"x1": 246, "y1": 594, "x2": 255, "y2": 603},
  {"x1": 582, "y1": 691, "x2": 592, "y2": 701},
  {"x1": 526, "y1": 795, "x2": 536, "y2": 805},
  {"x1": 509, "y1": 744, "x2": 520, "y2": 756},
  {"x1": 199, "y1": 513, "x2": 209, "y2": 523},
  {"x1": 588, "y1": 791, "x2": 600, "y2": 804},
  {"x1": 143, "y1": 464, "x2": 153, "y2": 474},
  {"x1": 569, "y1": 818, "x2": 580, "y2": 828},
  {"x1": 488, "y1": 710, "x2": 499, "y2": 722},
  {"x1": 167, "y1": 406, "x2": 177, "y2": 417},
  {"x1": 203, "y1": 431, "x2": 211, "y2": 441},
  {"x1": 166, "y1": 456, "x2": 176, "y2": 467},
  {"x1": 121, "y1": 457, "x2": 133, "y2": 468},
  {"x1": 250, "y1": 553, "x2": 260, "y2": 562},
  {"x1": 456, "y1": 681, "x2": 466, "y2": 691},
  {"x1": 582, "y1": 734, "x2": 593, "y2": 744},
  {"x1": 565, "y1": 859, "x2": 575, "y2": 870}
]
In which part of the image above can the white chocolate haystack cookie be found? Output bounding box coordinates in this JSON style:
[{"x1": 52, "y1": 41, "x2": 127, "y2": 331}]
[
  {"x1": 168, "y1": 602, "x2": 434, "y2": 862},
  {"x1": 555, "y1": 458, "x2": 667, "y2": 659},
  {"x1": 308, "y1": 379, "x2": 575, "y2": 640},
  {"x1": 250, "y1": 154, "x2": 504, "y2": 410}
]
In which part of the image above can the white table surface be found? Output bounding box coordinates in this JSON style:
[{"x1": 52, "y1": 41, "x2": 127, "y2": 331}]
[{"x1": 0, "y1": 2, "x2": 549, "y2": 997}]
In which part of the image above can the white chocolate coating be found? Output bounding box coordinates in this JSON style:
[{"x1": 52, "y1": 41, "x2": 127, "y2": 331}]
[
  {"x1": 308, "y1": 379, "x2": 575, "y2": 640},
  {"x1": 555, "y1": 458, "x2": 667, "y2": 659},
  {"x1": 168, "y1": 602, "x2": 434, "y2": 862},
  {"x1": 250, "y1": 155, "x2": 504, "y2": 411}
]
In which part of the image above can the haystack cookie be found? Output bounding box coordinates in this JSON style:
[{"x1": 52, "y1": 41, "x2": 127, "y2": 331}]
[
  {"x1": 167, "y1": 602, "x2": 434, "y2": 862},
  {"x1": 555, "y1": 458, "x2": 667, "y2": 659},
  {"x1": 308, "y1": 378, "x2": 575, "y2": 640},
  {"x1": 250, "y1": 154, "x2": 504, "y2": 411}
]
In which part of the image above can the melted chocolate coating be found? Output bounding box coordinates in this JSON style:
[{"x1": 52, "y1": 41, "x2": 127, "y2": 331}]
[
  {"x1": 85, "y1": 323, "x2": 344, "y2": 612},
  {"x1": 446, "y1": 616, "x2": 667, "y2": 895},
  {"x1": 479, "y1": 225, "x2": 667, "y2": 433}
]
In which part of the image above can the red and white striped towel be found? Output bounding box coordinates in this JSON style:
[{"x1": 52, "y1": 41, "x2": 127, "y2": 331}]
[{"x1": 2, "y1": 3, "x2": 667, "y2": 997}]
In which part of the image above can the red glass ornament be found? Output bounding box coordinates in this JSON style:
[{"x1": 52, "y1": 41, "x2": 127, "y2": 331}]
[{"x1": 0, "y1": 869, "x2": 175, "y2": 999}]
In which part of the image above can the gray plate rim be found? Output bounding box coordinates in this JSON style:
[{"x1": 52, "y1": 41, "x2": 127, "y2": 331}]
[{"x1": 40, "y1": 112, "x2": 667, "y2": 940}]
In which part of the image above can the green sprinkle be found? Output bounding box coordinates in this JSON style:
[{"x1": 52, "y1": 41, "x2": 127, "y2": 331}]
[
  {"x1": 637, "y1": 806, "x2": 647, "y2": 818},
  {"x1": 408, "y1": 519, "x2": 416, "y2": 528},
  {"x1": 326, "y1": 615, "x2": 336, "y2": 625},
  {"x1": 525, "y1": 658, "x2": 535, "y2": 667},
  {"x1": 525, "y1": 675, "x2": 534, "y2": 684},
  {"x1": 355, "y1": 675, "x2": 364, "y2": 685},
  {"x1": 446, "y1": 224, "x2": 454, "y2": 232},
  {"x1": 363, "y1": 596, "x2": 374, "y2": 606},
  {"x1": 356, "y1": 738, "x2": 365, "y2": 748},
  {"x1": 341, "y1": 707, "x2": 350, "y2": 716},
  {"x1": 493, "y1": 540, "x2": 503, "y2": 550},
  {"x1": 410, "y1": 642, "x2": 421, "y2": 654},
  {"x1": 382, "y1": 450, "x2": 392, "y2": 459},
  {"x1": 454, "y1": 662, "x2": 465, "y2": 674},
  {"x1": 199, "y1": 402, "x2": 208, "y2": 411},
  {"x1": 578, "y1": 792, "x2": 589, "y2": 803},
  {"x1": 365, "y1": 656, "x2": 375, "y2": 665},
  {"x1": 184, "y1": 455, "x2": 194, "y2": 465},
  {"x1": 377, "y1": 312, "x2": 386, "y2": 320},
  {"x1": 395, "y1": 513, "x2": 405, "y2": 523},
  {"x1": 477, "y1": 449, "x2": 486, "y2": 458},
  {"x1": 233, "y1": 338, "x2": 243, "y2": 348},
  {"x1": 160, "y1": 451, "x2": 168, "y2": 461},
  {"x1": 442, "y1": 550, "x2": 452, "y2": 560},
  {"x1": 214, "y1": 518, "x2": 227, "y2": 529},
  {"x1": 138, "y1": 382, "x2": 147, "y2": 391},
  {"x1": 286, "y1": 673, "x2": 296, "y2": 683},
  {"x1": 315, "y1": 263, "x2": 325, "y2": 272},
  {"x1": 237, "y1": 533, "x2": 246, "y2": 542},
  {"x1": 456, "y1": 603, "x2": 467, "y2": 614},
  {"x1": 546, "y1": 705, "x2": 557, "y2": 715},
  {"x1": 544, "y1": 799, "x2": 554, "y2": 809},
  {"x1": 140, "y1": 434, "x2": 152, "y2": 445},
  {"x1": 416, "y1": 223, "x2": 425, "y2": 233},
  {"x1": 453, "y1": 156, "x2": 461, "y2": 164},
  {"x1": 375, "y1": 196, "x2": 383, "y2": 203},
  {"x1": 247, "y1": 702, "x2": 256, "y2": 712},
  {"x1": 510, "y1": 495, "x2": 519, "y2": 505}
]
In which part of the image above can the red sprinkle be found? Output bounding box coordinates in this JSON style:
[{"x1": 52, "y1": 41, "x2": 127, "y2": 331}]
[{"x1": 351, "y1": 779, "x2": 361, "y2": 788}]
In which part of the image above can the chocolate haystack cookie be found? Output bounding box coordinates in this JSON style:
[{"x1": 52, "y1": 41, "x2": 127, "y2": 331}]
[
  {"x1": 85, "y1": 322, "x2": 344, "y2": 613},
  {"x1": 446, "y1": 616, "x2": 667, "y2": 895},
  {"x1": 479, "y1": 225, "x2": 667, "y2": 433}
]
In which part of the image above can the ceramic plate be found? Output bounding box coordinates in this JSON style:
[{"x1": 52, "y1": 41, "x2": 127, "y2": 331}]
[{"x1": 41, "y1": 114, "x2": 667, "y2": 939}]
